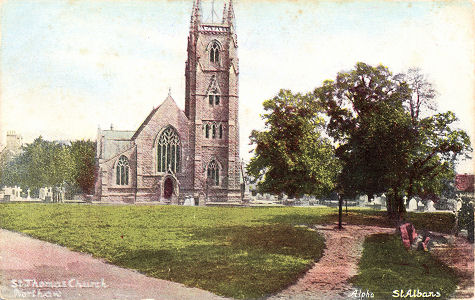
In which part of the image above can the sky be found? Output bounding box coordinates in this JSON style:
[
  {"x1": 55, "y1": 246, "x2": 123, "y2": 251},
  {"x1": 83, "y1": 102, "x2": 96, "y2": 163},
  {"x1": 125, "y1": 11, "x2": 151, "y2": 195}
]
[{"x1": 1, "y1": 0, "x2": 474, "y2": 173}]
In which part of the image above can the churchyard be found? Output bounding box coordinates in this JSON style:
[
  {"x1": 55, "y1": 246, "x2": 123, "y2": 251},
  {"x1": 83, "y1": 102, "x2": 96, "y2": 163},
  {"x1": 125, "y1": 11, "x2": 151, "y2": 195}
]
[{"x1": 0, "y1": 203, "x2": 470, "y2": 299}]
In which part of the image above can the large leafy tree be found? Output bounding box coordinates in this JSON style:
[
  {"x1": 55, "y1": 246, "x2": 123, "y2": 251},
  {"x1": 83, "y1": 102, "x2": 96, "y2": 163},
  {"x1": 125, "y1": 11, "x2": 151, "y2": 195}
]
[
  {"x1": 70, "y1": 140, "x2": 96, "y2": 195},
  {"x1": 0, "y1": 137, "x2": 96, "y2": 196},
  {"x1": 247, "y1": 90, "x2": 341, "y2": 198},
  {"x1": 316, "y1": 62, "x2": 471, "y2": 217}
]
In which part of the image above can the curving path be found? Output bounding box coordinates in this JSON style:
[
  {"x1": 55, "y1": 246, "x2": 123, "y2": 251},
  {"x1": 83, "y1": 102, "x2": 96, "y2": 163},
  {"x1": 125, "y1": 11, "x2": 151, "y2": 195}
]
[
  {"x1": 269, "y1": 224, "x2": 395, "y2": 300},
  {"x1": 0, "y1": 229, "x2": 227, "y2": 300}
]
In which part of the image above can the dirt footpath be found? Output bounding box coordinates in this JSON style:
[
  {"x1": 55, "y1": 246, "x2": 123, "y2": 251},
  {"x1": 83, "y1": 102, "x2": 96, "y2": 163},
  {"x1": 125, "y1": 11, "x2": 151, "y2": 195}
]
[
  {"x1": 0, "y1": 229, "x2": 226, "y2": 300},
  {"x1": 269, "y1": 224, "x2": 395, "y2": 300},
  {"x1": 431, "y1": 235, "x2": 474, "y2": 299}
]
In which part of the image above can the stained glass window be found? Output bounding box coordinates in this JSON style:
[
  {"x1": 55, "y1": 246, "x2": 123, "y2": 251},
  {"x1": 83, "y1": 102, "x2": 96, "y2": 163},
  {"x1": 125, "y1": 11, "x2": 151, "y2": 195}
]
[
  {"x1": 116, "y1": 155, "x2": 129, "y2": 185},
  {"x1": 207, "y1": 160, "x2": 220, "y2": 186},
  {"x1": 157, "y1": 126, "x2": 181, "y2": 173}
]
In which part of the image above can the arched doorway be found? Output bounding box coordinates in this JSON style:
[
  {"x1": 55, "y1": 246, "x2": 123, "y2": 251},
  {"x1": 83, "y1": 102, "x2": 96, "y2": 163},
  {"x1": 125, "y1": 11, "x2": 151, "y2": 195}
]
[{"x1": 163, "y1": 177, "x2": 174, "y2": 199}]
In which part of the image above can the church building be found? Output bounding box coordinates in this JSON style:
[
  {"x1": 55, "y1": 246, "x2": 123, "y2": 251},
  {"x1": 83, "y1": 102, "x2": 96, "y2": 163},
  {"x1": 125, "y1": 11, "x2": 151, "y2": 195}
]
[{"x1": 94, "y1": 0, "x2": 242, "y2": 204}]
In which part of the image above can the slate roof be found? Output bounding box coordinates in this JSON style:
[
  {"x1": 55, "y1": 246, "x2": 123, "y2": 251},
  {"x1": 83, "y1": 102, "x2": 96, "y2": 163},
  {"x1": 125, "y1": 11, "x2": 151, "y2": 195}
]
[{"x1": 99, "y1": 130, "x2": 135, "y2": 161}]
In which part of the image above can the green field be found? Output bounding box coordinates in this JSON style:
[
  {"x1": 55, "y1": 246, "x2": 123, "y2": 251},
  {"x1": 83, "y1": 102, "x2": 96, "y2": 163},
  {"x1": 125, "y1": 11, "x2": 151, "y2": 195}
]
[
  {"x1": 0, "y1": 204, "x2": 456, "y2": 298},
  {"x1": 351, "y1": 234, "x2": 458, "y2": 299}
]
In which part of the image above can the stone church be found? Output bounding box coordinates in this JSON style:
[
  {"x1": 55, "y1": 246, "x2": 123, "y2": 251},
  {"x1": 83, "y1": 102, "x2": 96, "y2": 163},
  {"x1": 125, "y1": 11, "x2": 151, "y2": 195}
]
[{"x1": 94, "y1": 0, "x2": 242, "y2": 204}]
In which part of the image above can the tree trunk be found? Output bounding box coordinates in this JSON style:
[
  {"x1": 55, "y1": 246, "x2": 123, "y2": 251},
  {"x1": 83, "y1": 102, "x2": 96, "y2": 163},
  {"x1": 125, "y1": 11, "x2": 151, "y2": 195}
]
[
  {"x1": 338, "y1": 194, "x2": 343, "y2": 230},
  {"x1": 387, "y1": 189, "x2": 400, "y2": 221},
  {"x1": 397, "y1": 195, "x2": 406, "y2": 214}
]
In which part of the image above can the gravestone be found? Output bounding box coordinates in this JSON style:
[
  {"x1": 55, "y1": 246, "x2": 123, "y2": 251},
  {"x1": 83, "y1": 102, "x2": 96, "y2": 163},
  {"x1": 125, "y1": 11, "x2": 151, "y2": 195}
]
[
  {"x1": 183, "y1": 196, "x2": 194, "y2": 206},
  {"x1": 380, "y1": 193, "x2": 387, "y2": 207},
  {"x1": 417, "y1": 200, "x2": 424, "y2": 211},
  {"x1": 373, "y1": 196, "x2": 382, "y2": 205},
  {"x1": 456, "y1": 199, "x2": 463, "y2": 212},
  {"x1": 408, "y1": 198, "x2": 418, "y2": 211},
  {"x1": 39, "y1": 188, "x2": 46, "y2": 200},
  {"x1": 426, "y1": 200, "x2": 436, "y2": 212}
]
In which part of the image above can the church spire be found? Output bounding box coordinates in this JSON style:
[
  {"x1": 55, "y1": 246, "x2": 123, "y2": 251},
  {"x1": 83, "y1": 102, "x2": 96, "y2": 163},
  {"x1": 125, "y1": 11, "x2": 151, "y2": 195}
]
[
  {"x1": 190, "y1": 0, "x2": 202, "y2": 30},
  {"x1": 222, "y1": 3, "x2": 227, "y2": 24},
  {"x1": 226, "y1": 0, "x2": 235, "y2": 27}
]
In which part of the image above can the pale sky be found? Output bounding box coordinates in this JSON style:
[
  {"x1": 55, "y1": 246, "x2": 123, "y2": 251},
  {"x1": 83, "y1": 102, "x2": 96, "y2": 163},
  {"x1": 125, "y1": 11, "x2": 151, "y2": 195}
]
[{"x1": 1, "y1": 0, "x2": 474, "y2": 173}]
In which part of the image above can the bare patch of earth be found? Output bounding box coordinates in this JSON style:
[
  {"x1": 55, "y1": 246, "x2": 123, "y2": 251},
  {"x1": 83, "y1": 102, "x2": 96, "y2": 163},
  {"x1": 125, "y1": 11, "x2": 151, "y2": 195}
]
[
  {"x1": 431, "y1": 235, "x2": 474, "y2": 299},
  {"x1": 268, "y1": 224, "x2": 395, "y2": 300}
]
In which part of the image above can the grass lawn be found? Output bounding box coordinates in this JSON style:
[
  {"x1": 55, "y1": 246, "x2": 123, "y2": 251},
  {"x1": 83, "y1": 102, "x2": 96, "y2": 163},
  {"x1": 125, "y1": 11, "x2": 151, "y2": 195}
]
[
  {"x1": 0, "y1": 204, "x2": 456, "y2": 298},
  {"x1": 351, "y1": 234, "x2": 459, "y2": 299}
]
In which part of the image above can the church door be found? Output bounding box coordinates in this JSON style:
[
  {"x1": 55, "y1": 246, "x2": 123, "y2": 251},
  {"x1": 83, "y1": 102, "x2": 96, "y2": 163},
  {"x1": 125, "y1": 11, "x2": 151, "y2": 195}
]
[{"x1": 164, "y1": 177, "x2": 174, "y2": 199}]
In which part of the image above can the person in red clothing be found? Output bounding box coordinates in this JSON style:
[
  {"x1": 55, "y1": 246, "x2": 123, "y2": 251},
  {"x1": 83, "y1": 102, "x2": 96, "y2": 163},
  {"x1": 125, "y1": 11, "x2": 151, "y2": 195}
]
[{"x1": 399, "y1": 222, "x2": 431, "y2": 251}]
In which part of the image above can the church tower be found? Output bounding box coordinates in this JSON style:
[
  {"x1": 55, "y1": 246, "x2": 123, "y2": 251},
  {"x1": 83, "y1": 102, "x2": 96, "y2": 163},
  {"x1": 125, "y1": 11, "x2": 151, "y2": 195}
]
[{"x1": 185, "y1": 0, "x2": 241, "y2": 202}]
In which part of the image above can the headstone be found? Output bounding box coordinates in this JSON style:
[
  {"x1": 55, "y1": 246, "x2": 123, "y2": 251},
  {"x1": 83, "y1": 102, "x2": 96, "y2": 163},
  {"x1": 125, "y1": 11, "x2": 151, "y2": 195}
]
[
  {"x1": 403, "y1": 196, "x2": 408, "y2": 206},
  {"x1": 256, "y1": 193, "x2": 263, "y2": 200},
  {"x1": 27, "y1": 189, "x2": 31, "y2": 199},
  {"x1": 373, "y1": 196, "x2": 382, "y2": 205},
  {"x1": 183, "y1": 196, "x2": 194, "y2": 206},
  {"x1": 39, "y1": 188, "x2": 46, "y2": 200},
  {"x1": 456, "y1": 200, "x2": 463, "y2": 212},
  {"x1": 426, "y1": 200, "x2": 436, "y2": 212},
  {"x1": 417, "y1": 200, "x2": 424, "y2": 211},
  {"x1": 381, "y1": 193, "x2": 387, "y2": 206},
  {"x1": 408, "y1": 198, "x2": 418, "y2": 211}
]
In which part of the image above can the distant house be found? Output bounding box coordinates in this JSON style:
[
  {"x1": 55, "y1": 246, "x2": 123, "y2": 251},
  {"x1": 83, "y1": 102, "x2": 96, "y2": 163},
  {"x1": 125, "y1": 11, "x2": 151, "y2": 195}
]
[{"x1": 455, "y1": 174, "x2": 474, "y2": 199}]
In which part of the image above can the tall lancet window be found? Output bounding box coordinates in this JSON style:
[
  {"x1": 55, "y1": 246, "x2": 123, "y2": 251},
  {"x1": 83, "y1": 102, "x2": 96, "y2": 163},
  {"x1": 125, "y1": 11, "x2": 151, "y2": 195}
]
[
  {"x1": 210, "y1": 41, "x2": 220, "y2": 64},
  {"x1": 207, "y1": 160, "x2": 220, "y2": 186},
  {"x1": 157, "y1": 126, "x2": 181, "y2": 173},
  {"x1": 116, "y1": 155, "x2": 129, "y2": 185}
]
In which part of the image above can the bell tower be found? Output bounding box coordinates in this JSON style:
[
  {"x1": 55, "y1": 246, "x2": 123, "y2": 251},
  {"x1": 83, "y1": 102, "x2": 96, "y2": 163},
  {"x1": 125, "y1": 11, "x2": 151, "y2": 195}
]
[{"x1": 185, "y1": 0, "x2": 241, "y2": 202}]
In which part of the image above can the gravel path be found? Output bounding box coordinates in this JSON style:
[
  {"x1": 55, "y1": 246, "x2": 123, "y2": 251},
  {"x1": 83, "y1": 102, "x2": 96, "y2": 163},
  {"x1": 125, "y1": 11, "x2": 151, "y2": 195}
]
[
  {"x1": 268, "y1": 224, "x2": 395, "y2": 300},
  {"x1": 0, "y1": 229, "x2": 227, "y2": 300},
  {"x1": 431, "y1": 235, "x2": 474, "y2": 299}
]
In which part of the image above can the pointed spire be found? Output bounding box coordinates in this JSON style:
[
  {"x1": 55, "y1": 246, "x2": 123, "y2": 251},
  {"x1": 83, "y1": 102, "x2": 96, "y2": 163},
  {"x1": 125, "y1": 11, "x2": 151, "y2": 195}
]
[
  {"x1": 190, "y1": 0, "x2": 196, "y2": 25},
  {"x1": 227, "y1": 0, "x2": 235, "y2": 26},
  {"x1": 195, "y1": 0, "x2": 202, "y2": 22},
  {"x1": 222, "y1": 3, "x2": 227, "y2": 23},
  {"x1": 190, "y1": 0, "x2": 202, "y2": 30}
]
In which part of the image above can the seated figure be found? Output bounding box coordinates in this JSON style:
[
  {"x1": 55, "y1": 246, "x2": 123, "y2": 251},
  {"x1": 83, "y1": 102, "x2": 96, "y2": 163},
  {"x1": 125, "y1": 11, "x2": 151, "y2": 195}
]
[{"x1": 399, "y1": 222, "x2": 431, "y2": 251}]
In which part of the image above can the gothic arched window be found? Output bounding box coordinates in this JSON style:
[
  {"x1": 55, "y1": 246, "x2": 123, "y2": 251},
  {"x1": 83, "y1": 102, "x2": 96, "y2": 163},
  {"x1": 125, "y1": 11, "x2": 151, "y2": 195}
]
[
  {"x1": 212, "y1": 123, "x2": 217, "y2": 139},
  {"x1": 157, "y1": 126, "x2": 181, "y2": 173},
  {"x1": 207, "y1": 160, "x2": 219, "y2": 186},
  {"x1": 219, "y1": 124, "x2": 223, "y2": 139},
  {"x1": 210, "y1": 41, "x2": 220, "y2": 64},
  {"x1": 205, "y1": 123, "x2": 210, "y2": 138},
  {"x1": 116, "y1": 155, "x2": 129, "y2": 185}
]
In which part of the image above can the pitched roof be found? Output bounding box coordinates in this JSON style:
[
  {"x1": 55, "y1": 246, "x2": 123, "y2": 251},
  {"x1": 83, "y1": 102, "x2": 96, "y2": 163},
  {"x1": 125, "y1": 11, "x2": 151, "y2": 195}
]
[
  {"x1": 102, "y1": 130, "x2": 135, "y2": 140},
  {"x1": 99, "y1": 130, "x2": 135, "y2": 161},
  {"x1": 131, "y1": 94, "x2": 186, "y2": 140}
]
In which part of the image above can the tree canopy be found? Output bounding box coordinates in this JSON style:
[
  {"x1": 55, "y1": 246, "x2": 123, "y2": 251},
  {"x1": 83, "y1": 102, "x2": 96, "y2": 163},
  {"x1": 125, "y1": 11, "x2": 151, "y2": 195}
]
[
  {"x1": 0, "y1": 137, "x2": 96, "y2": 196},
  {"x1": 315, "y1": 62, "x2": 471, "y2": 215},
  {"x1": 246, "y1": 90, "x2": 341, "y2": 198}
]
